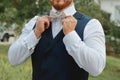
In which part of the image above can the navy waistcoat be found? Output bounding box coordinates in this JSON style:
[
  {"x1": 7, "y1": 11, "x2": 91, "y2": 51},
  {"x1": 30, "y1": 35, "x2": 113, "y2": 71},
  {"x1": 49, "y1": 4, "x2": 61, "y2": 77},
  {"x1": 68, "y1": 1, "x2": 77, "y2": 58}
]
[{"x1": 32, "y1": 12, "x2": 91, "y2": 80}]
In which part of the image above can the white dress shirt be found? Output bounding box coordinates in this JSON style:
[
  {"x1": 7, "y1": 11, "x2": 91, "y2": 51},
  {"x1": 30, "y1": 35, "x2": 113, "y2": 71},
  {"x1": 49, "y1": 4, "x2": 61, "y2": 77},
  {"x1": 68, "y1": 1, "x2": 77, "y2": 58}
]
[{"x1": 8, "y1": 4, "x2": 106, "y2": 76}]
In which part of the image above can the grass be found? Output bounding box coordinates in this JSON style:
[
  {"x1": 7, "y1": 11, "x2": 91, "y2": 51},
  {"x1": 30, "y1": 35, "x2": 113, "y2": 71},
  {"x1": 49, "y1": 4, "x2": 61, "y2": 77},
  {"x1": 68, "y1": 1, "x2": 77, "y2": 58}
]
[
  {"x1": 0, "y1": 45, "x2": 32, "y2": 80},
  {"x1": 89, "y1": 56, "x2": 120, "y2": 80},
  {"x1": 0, "y1": 45, "x2": 120, "y2": 80}
]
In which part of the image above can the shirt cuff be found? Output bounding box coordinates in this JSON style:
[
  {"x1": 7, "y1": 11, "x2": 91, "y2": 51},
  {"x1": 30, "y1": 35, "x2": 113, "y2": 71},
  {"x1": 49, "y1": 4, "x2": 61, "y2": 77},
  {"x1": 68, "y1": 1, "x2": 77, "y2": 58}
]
[
  {"x1": 23, "y1": 30, "x2": 40, "y2": 50},
  {"x1": 63, "y1": 31, "x2": 82, "y2": 47}
]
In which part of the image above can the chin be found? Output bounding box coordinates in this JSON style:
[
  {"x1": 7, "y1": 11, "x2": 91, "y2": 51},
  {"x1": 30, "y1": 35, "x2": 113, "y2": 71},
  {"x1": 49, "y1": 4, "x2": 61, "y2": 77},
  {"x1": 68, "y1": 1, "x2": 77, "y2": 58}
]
[
  {"x1": 53, "y1": 5, "x2": 65, "y2": 10},
  {"x1": 50, "y1": 0, "x2": 73, "y2": 11}
]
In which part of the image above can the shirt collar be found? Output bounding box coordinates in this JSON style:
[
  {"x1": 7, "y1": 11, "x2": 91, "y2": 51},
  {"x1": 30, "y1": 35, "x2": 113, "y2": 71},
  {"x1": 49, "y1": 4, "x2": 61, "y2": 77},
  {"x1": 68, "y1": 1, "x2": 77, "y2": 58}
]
[{"x1": 51, "y1": 4, "x2": 77, "y2": 16}]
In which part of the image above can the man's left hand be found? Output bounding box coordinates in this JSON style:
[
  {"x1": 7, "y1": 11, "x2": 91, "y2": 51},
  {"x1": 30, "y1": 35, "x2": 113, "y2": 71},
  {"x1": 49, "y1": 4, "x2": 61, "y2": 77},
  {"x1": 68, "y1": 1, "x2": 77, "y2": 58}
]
[{"x1": 62, "y1": 16, "x2": 77, "y2": 35}]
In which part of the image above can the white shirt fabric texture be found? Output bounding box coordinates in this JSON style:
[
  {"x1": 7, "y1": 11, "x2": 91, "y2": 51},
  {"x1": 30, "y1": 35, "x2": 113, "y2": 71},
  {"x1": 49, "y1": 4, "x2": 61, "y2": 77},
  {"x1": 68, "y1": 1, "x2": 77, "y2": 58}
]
[{"x1": 8, "y1": 4, "x2": 106, "y2": 76}]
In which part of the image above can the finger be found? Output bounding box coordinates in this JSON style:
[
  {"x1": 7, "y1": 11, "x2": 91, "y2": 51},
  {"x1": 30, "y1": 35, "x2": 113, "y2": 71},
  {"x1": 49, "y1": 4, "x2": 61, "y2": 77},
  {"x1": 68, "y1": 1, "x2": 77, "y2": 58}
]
[
  {"x1": 46, "y1": 16, "x2": 51, "y2": 22},
  {"x1": 43, "y1": 16, "x2": 51, "y2": 22},
  {"x1": 64, "y1": 15, "x2": 72, "y2": 19},
  {"x1": 62, "y1": 19, "x2": 66, "y2": 25}
]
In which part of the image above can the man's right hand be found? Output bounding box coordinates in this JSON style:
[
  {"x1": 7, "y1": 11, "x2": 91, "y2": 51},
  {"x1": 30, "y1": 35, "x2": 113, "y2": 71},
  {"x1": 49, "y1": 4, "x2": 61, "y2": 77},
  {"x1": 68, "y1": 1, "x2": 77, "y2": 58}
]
[{"x1": 34, "y1": 16, "x2": 50, "y2": 39}]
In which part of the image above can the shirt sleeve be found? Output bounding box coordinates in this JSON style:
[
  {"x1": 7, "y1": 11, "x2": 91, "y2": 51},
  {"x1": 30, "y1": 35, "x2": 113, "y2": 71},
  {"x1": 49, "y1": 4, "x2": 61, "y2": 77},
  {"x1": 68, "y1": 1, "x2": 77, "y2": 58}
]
[
  {"x1": 8, "y1": 16, "x2": 40, "y2": 66},
  {"x1": 63, "y1": 19, "x2": 106, "y2": 76}
]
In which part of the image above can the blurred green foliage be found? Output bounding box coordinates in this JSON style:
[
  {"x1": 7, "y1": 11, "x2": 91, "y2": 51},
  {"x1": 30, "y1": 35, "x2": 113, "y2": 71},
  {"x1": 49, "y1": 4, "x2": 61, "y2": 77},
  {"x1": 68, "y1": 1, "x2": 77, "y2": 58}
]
[{"x1": 0, "y1": 0, "x2": 50, "y2": 26}]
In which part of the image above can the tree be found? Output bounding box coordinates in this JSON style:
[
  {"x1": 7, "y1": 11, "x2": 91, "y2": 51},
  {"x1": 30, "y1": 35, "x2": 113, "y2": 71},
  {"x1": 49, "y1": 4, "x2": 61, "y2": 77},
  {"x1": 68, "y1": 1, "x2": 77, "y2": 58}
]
[{"x1": 0, "y1": 0, "x2": 50, "y2": 27}]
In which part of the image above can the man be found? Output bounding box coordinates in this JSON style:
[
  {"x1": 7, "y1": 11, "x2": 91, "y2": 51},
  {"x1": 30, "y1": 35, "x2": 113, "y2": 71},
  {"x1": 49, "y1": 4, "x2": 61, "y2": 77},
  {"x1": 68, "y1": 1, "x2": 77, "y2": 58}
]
[{"x1": 8, "y1": 0, "x2": 106, "y2": 80}]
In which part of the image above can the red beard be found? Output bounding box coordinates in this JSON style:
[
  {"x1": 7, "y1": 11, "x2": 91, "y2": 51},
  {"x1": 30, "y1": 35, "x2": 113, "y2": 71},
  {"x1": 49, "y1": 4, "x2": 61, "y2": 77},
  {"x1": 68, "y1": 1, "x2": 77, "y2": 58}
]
[{"x1": 50, "y1": 0, "x2": 73, "y2": 10}]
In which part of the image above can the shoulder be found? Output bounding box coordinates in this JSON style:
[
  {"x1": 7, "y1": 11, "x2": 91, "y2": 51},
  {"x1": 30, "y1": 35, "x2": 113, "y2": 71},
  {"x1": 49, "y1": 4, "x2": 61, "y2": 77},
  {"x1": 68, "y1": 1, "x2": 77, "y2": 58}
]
[
  {"x1": 84, "y1": 18, "x2": 104, "y2": 36},
  {"x1": 86, "y1": 19, "x2": 103, "y2": 30}
]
